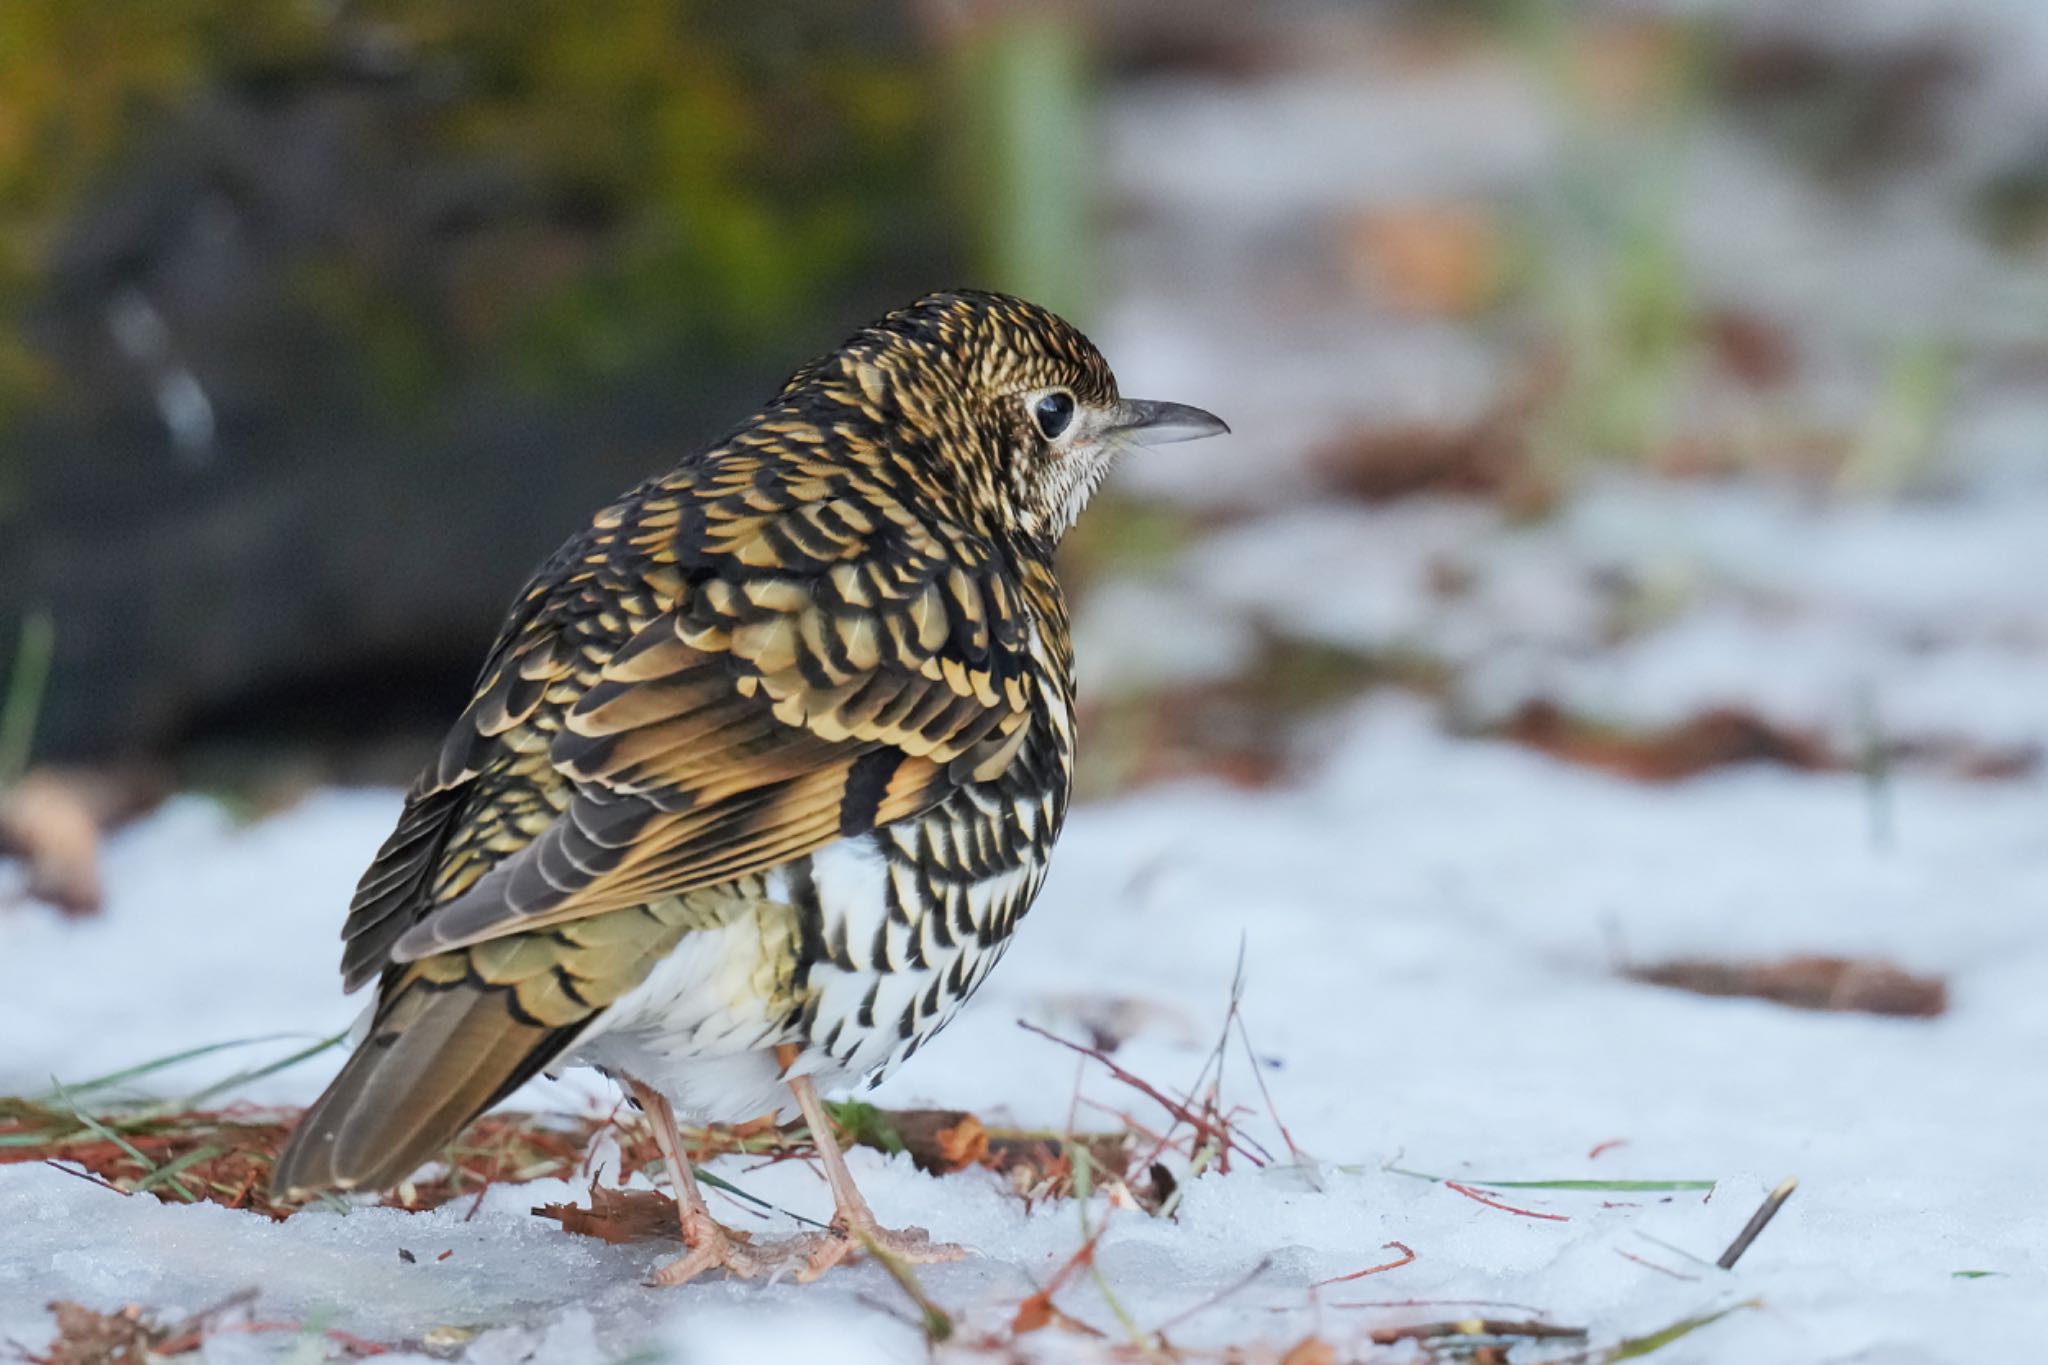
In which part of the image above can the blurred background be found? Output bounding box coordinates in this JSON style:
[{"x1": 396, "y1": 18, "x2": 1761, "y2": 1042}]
[{"x1": 5, "y1": 0, "x2": 2048, "y2": 902}]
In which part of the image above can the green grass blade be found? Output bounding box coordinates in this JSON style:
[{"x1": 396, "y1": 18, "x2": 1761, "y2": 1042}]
[
  {"x1": 1607, "y1": 1299, "x2": 1758, "y2": 1360},
  {"x1": 153, "y1": 1031, "x2": 347, "y2": 1112},
  {"x1": 37, "y1": 1033, "x2": 319, "y2": 1103},
  {"x1": 48, "y1": 1080, "x2": 165, "y2": 1189},
  {"x1": 0, "y1": 608, "x2": 53, "y2": 785},
  {"x1": 1378, "y1": 1164, "x2": 1713, "y2": 1193},
  {"x1": 691, "y1": 1166, "x2": 831, "y2": 1231},
  {"x1": 131, "y1": 1144, "x2": 226, "y2": 1198}
]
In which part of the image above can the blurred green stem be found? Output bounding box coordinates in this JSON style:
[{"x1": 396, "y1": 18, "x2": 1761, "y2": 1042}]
[
  {"x1": 1840, "y1": 339, "x2": 1954, "y2": 499},
  {"x1": 0, "y1": 608, "x2": 53, "y2": 784},
  {"x1": 944, "y1": 8, "x2": 1094, "y2": 321}
]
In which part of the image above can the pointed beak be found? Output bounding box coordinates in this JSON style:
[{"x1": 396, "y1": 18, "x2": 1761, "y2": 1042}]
[{"x1": 1106, "y1": 398, "x2": 1231, "y2": 447}]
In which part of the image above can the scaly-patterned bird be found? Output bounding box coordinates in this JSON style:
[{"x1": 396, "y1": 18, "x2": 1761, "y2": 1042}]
[{"x1": 270, "y1": 289, "x2": 1227, "y2": 1281}]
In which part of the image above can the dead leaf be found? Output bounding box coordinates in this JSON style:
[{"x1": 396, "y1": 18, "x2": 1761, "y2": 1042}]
[
  {"x1": 1011, "y1": 1292, "x2": 1055, "y2": 1336},
  {"x1": 1705, "y1": 310, "x2": 1798, "y2": 389},
  {"x1": 1277, "y1": 1337, "x2": 1338, "y2": 1365},
  {"x1": 0, "y1": 766, "x2": 169, "y2": 917},
  {"x1": 40, "y1": 1300, "x2": 162, "y2": 1364},
  {"x1": 1309, "y1": 362, "x2": 1558, "y2": 514},
  {"x1": 1627, "y1": 955, "x2": 1947, "y2": 1018},
  {"x1": 1342, "y1": 203, "x2": 1504, "y2": 318},
  {"x1": 1503, "y1": 701, "x2": 1832, "y2": 782},
  {"x1": 934, "y1": 1114, "x2": 988, "y2": 1171},
  {"x1": 533, "y1": 1185, "x2": 681, "y2": 1244}
]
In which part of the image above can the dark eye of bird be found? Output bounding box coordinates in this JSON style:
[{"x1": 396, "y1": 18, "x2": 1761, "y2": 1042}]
[{"x1": 1033, "y1": 391, "x2": 1076, "y2": 440}]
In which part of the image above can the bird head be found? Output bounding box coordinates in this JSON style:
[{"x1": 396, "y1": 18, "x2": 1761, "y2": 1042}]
[{"x1": 794, "y1": 290, "x2": 1229, "y2": 543}]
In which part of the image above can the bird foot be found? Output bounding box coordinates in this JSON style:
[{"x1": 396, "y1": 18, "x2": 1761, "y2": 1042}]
[
  {"x1": 792, "y1": 1218, "x2": 966, "y2": 1282},
  {"x1": 649, "y1": 1210, "x2": 798, "y2": 1286},
  {"x1": 646, "y1": 1197, "x2": 965, "y2": 1286}
]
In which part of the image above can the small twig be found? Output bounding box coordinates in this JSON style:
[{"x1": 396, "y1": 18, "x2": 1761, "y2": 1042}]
[
  {"x1": 1018, "y1": 1020, "x2": 1266, "y2": 1169},
  {"x1": 1445, "y1": 1181, "x2": 1570, "y2": 1222},
  {"x1": 1071, "y1": 1147, "x2": 1159, "y2": 1359},
  {"x1": 1150, "y1": 1256, "x2": 1273, "y2": 1336},
  {"x1": 1630, "y1": 1229, "x2": 1718, "y2": 1269},
  {"x1": 148, "y1": 1288, "x2": 264, "y2": 1355},
  {"x1": 1313, "y1": 1241, "x2": 1417, "y2": 1287},
  {"x1": 40, "y1": 1159, "x2": 129, "y2": 1195},
  {"x1": 1617, "y1": 1248, "x2": 1699, "y2": 1281},
  {"x1": 1011, "y1": 1224, "x2": 1112, "y2": 1333},
  {"x1": 854, "y1": 1229, "x2": 953, "y2": 1345},
  {"x1": 1717, "y1": 1176, "x2": 1797, "y2": 1269},
  {"x1": 1228, "y1": 945, "x2": 1313, "y2": 1170},
  {"x1": 1369, "y1": 1318, "x2": 1588, "y2": 1346}
]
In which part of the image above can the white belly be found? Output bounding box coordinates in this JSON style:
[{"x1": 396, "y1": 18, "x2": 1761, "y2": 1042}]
[
  {"x1": 563, "y1": 836, "x2": 1034, "y2": 1122},
  {"x1": 567, "y1": 904, "x2": 815, "y2": 1122}
]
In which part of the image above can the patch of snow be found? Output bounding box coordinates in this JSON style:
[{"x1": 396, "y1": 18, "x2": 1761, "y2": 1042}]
[
  {"x1": 5, "y1": 699, "x2": 2046, "y2": 1360},
  {"x1": 1175, "y1": 476, "x2": 2048, "y2": 753}
]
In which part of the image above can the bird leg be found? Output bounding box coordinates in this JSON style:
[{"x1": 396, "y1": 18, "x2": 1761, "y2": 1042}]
[
  {"x1": 626, "y1": 1076, "x2": 817, "y2": 1286},
  {"x1": 780, "y1": 1053, "x2": 965, "y2": 1280}
]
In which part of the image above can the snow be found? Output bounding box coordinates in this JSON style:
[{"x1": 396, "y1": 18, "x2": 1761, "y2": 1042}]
[
  {"x1": 1169, "y1": 479, "x2": 2048, "y2": 755},
  {"x1": 5, "y1": 688, "x2": 2047, "y2": 1361}
]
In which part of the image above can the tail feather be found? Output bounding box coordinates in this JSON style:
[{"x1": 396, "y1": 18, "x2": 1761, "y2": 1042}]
[{"x1": 272, "y1": 976, "x2": 577, "y2": 1199}]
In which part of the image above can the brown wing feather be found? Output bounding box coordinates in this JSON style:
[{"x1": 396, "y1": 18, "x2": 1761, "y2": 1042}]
[{"x1": 368, "y1": 495, "x2": 1033, "y2": 969}]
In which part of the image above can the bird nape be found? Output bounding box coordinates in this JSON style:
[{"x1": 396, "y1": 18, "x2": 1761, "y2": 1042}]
[{"x1": 269, "y1": 288, "x2": 1229, "y2": 1282}]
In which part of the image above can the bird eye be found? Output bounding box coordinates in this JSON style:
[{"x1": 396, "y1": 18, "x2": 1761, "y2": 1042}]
[{"x1": 1033, "y1": 391, "x2": 1076, "y2": 440}]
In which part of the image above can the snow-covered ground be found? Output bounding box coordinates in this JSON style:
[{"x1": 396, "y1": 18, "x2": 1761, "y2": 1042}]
[{"x1": 5, "y1": 681, "x2": 2046, "y2": 1361}]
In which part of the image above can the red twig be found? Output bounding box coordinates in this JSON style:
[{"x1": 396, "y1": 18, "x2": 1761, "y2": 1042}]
[
  {"x1": 1018, "y1": 1020, "x2": 1266, "y2": 1169},
  {"x1": 1617, "y1": 1249, "x2": 1699, "y2": 1281},
  {"x1": 1313, "y1": 1241, "x2": 1417, "y2": 1287},
  {"x1": 40, "y1": 1160, "x2": 129, "y2": 1195},
  {"x1": 1151, "y1": 1255, "x2": 1273, "y2": 1336},
  {"x1": 1587, "y1": 1138, "x2": 1628, "y2": 1160},
  {"x1": 1234, "y1": 1011, "x2": 1309, "y2": 1166},
  {"x1": 1445, "y1": 1181, "x2": 1570, "y2": 1222},
  {"x1": 1011, "y1": 1223, "x2": 1112, "y2": 1334},
  {"x1": 203, "y1": 1321, "x2": 391, "y2": 1356}
]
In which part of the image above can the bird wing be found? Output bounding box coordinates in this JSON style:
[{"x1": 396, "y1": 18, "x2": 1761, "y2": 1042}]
[{"x1": 338, "y1": 473, "x2": 1039, "y2": 988}]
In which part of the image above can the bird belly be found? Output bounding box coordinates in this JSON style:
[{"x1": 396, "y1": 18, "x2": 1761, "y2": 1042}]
[
  {"x1": 566, "y1": 895, "x2": 815, "y2": 1122},
  {"x1": 562, "y1": 827, "x2": 1045, "y2": 1123}
]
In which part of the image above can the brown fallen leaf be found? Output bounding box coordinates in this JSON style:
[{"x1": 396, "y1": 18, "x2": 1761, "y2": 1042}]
[
  {"x1": 1277, "y1": 1337, "x2": 1338, "y2": 1365},
  {"x1": 870, "y1": 1108, "x2": 1131, "y2": 1189},
  {"x1": 0, "y1": 766, "x2": 169, "y2": 917},
  {"x1": 534, "y1": 1184, "x2": 680, "y2": 1245},
  {"x1": 39, "y1": 1300, "x2": 164, "y2": 1365},
  {"x1": 1309, "y1": 361, "x2": 1558, "y2": 515},
  {"x1": 1704, "y1": 309, "x2": 1798, "y2": 389},
  {"x1": 1503, "y1": 701, "x2": 1832, "y2": 782},
  {"x1": 1627, "y1": 955, "x2": 1947, "y2": 1018},
  {"x1": 1341, "y1": 202, "x2": 1506, "y2": 319},
  {"x1": 933, "y1": 1114, "x2": 989, "y2": 1171}
]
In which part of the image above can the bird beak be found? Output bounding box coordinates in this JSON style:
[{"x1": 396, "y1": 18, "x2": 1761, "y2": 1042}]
[{"x1": 1105, "y1": 399, "x2": 1231, "y2": 446}]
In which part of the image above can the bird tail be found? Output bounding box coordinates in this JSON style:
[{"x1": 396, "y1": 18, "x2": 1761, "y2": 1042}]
[{"x1": 271, "y1": 971, "x2": 579, "y2": 1200}]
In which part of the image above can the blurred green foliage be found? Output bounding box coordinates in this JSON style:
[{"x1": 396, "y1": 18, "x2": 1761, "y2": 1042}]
[
  {"x1": 1502, "y1": 0, "x2": 1717, "y2": 474},
  {"x1": 0, "y1": 0, "x2": 952, "y2": 420}
]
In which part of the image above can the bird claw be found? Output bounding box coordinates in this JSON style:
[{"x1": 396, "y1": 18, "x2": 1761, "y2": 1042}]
[
  {"x1": 793, "y1": 1219, "x2": 965, "y2": 1282},
  {"x1": 647, "y1": 1211, "x2": 781, "y2": 1286}
]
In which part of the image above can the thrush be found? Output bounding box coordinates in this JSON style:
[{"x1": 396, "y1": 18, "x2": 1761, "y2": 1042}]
[{"x1": 269, "y1": 289, "x2": 1227, "y2": 1281}]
